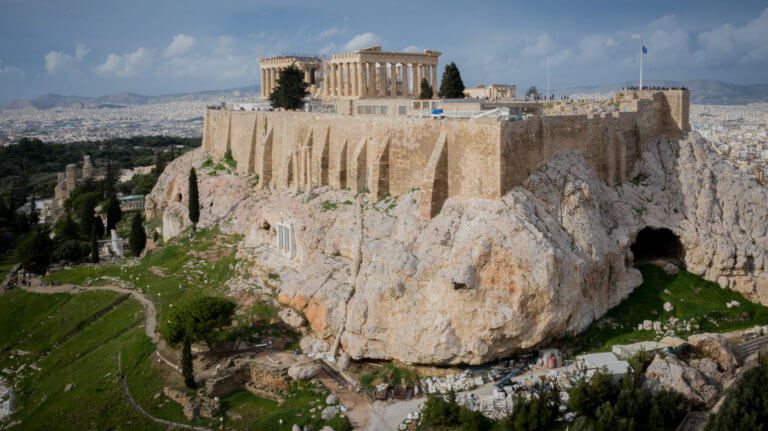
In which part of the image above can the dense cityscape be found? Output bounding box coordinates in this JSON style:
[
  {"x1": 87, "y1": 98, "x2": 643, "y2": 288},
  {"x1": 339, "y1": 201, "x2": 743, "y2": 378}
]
[{"x1": 691, "y1": 103, "x2": 768, "y2": 185}]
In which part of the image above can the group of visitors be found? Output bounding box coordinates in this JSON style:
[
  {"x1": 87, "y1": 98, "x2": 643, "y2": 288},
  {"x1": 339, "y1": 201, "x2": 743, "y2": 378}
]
[{"x1": 622, "y1": 86, "x2": 689, "y2": 91}]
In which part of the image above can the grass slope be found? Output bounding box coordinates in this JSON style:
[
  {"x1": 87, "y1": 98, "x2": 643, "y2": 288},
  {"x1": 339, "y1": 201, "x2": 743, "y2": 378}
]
[
  {"x1": 568, "y1": 264, "x2": 768, "y2": 353},
  {"x1": 0, "y1": 227, "x2": 318, "y2": 430}
]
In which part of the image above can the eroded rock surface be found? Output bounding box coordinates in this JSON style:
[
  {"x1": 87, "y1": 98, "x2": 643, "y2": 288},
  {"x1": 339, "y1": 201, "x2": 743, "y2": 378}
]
[{"x1": 148, "y1": 132, "x2": 768, "y2": 364}]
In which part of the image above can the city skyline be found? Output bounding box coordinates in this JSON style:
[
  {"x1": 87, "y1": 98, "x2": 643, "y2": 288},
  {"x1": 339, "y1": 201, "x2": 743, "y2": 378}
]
[{"x1": 0, "y1": 0, "x2": 767, "y2": 103}]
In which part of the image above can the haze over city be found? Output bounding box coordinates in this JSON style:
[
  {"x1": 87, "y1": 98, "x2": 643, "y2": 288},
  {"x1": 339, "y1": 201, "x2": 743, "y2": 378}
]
[{"x1": 1, "y1": 0, "x2": 768, "y2": 103}]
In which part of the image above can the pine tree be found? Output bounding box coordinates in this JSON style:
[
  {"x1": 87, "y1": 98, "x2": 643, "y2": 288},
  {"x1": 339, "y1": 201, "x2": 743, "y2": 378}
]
[
  {"x1": 90, "y1": 226, "x2": 99, "y2": 263},
  {"x1": 526, "y1": 86, "x2": 540, "y2": 99},
  {"x1": 438, "y1": 62, "x2": 466, "y2": 99},
  {"x1": 181, "y1": 338, "x2": 195, "y2": 388},
  {"x1": 79, "y1": 193, "x2": 97, "y2": 237},
  {"x1": 94, "y1": 216, "x2": 105, "y2": 239},
  {"x1": 104, "y1": 161, "x2": 118, "y2": 196},
  {"x1": 188, "y1": 168, "x2": 200, "y2": 233},
  {"x1": 268, "y1": 64, "x2": 310, "y2": 110},
  {"x1": 106, "y1": 194, "x2": 122, "y2": 233},
  {"x1": 129, "y1": 213, "x2": 146, "y2": 257},
  {"x1": 19, "y1": 227, "x2": 53, "y2": 275},
  {"x1": 418, "y1": 78, "x2": 433, "y2": 99},
  {"x1": 27, "y1": 194, "x2": 39, "y2": 226}
]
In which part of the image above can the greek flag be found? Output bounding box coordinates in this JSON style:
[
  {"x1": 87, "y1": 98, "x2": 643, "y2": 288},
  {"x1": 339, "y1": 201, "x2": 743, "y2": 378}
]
[{"x1": 642, "y1": 45, "x2": 648, "y2": 54}]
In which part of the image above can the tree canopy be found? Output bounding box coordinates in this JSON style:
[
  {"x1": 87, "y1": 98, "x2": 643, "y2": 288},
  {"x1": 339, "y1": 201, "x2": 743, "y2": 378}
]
[
  {"x1": 418, "y1": 78, "x2": 434, "y2": 100},
  {"x1": 525, "y1": 86, "x2": 540, "y2": 99},
  {"x1": 19, "y1": 227, "x2": 54, "y2": 275},
  {"x1": 705, "y1": 360, "x2": 768, "y2": 430},
  {"x1": 188, "y1": 168, "x2": 199, "y2": 232},
  {"x1": 162, "y1": 296, "x2": 236, "y2": 348},
  {"x1": 438, "y1": 62, "x2": 466, "y2": 99},
  {"x1": 268, "y1": 64, "x2": 310, "y2": 110},
  {"x1": 129, "y1": 213, "x2": 146, "y2": 257}
]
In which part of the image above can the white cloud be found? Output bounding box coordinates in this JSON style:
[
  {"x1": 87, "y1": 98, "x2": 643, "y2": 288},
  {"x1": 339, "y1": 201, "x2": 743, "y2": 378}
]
[
  {"x1": 317, "y1": 27, "x2": 340, "y2": 40},
  {"x1": 75, "y1": 43, "x2": 90, "y2": 60},
  {"x1": 343, "y1": 33, "x2": 381, "y2": 52},
  {"x1": 44, "y1": 44, "x2": 88, "y2": 74},
  {"x1": 695, "y1": 7, "x2": 768, "y2": 65},
  {"x1": 0, "y1": 59, "x2": 24, "y2": 77},
  {"x1": 96, "y1": 47, "x2": 153, "y2": 78},
  {"x1": 402, "y1": 45, "x2": 423, "y2": 53},
  {"x1": 213, "y1": 36, "x2": 234, "y2": 56},
  {"x1": 164, "y1": 34, "x2": 196, "y2": 58},
  {"x1": 521, "y1": 34, "x2": 554, "y2": 57}
]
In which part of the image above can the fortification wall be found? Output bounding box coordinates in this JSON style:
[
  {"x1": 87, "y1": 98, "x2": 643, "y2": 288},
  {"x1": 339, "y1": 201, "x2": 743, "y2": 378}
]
[
  {"x1": 500, "y1": 111, "x2": 648, "y2": 190},
  {"x1": 204, "y1": 109, "x2": 500, "y2": 217},
  {"x1": 202, "y1": 90, "x2": 689, "y2": 219}
]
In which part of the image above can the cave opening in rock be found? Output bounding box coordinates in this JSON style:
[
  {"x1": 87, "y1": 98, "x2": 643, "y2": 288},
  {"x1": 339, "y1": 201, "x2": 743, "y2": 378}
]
[{"x1": 631, "y1": 227, "x2": 684, "y2": 266}]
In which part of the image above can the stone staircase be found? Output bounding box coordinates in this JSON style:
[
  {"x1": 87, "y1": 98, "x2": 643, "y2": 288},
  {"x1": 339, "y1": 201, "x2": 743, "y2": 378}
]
[{"x1": 733, "y1": 335, "x2": 768, "y2": 362}]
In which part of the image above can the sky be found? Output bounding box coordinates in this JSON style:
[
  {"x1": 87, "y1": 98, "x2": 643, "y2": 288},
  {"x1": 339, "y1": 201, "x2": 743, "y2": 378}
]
[{"x1": 1, "y1": 0, "x2": 767, "y2": 103}]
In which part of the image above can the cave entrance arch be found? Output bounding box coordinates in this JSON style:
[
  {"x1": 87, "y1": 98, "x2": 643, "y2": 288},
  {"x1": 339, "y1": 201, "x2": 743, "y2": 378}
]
[{"x1": 630, "y1": 227, "x2": 684, "y2": 266}]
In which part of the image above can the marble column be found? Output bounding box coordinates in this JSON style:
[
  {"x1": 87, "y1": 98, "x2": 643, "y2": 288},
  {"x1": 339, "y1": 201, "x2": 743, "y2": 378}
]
[
  {"x1": 357, "y1": 62, "x2": 365, "y2": 97},
  {"x1": 329, "y1": 64, "x2": 336, "y2": 97},
  {"x1": 344, "y1": 62, "x2": 351, "y2": 96},
  {"x1": 432, "y1": 64, "x2": 438, "y2": 98},
  {"x1": 404, "y1": 64, "x2": 411, "y2": 96},
  {"x1": 323, "y1": 66, "x2": 330, "y2": 97},
  {"x1": 336, "y1": 63, "x2": 343, "y2": 97},
  {"x1": 415, "y1": 64, "x2": 422, "y2": 96},
  {"x1": 376, "y1": 63, "x2": 387, "y2": 96},
  {"x1": 303, "y1": 67, "x2": 311, "y2": 84},
  {"x1": 350, "y1": 63, "x2": 358, "y2": 97},
  {"x1": 366, "y1": 62, "x2": 373, "y2": 96},
  {"x1": 260, "y1": 69, "x2": 266, "y2": 98},
  {"x1": 389, "y1": 63, "x2": 397, "y2": 97}
]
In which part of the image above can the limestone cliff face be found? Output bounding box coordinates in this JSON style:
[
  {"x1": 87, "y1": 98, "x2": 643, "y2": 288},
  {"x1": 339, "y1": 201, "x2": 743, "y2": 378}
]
[{"x1": 147, "y1": 132, "x2": 768, "y2": 364}]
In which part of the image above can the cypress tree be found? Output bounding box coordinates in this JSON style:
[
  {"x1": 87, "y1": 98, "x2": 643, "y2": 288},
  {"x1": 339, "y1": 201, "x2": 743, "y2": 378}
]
[
  {"x1": 188, "y1": 168, "x2": 200, "y2": 233},
  {"x1": 268, "y1": 64, "x2": 310, "y2": 110},
  {"x1": 181, "y1": 338, "x2": 195, "y2": 388},
  {"x1": 90, "y1": 226, "x2": 99, "y2": 263},
  {"x1": 19, "y1": 227, "x2": 53, "y2": 275},
  {"x1": 418, "y1": 78, "x2": 433, "y2": 99},
  {"x1": 94, "y1": 216, "x2": 105, "y2": 239},
  {"x1": 438, "y1": 62, "x2": 466, "y2": 99},
  {"x1": 106, "y1": 194, "x2": 122, "y2": 233},
  {"x1": 129, "y1": 213, "x2": 146, "y2": 257}
]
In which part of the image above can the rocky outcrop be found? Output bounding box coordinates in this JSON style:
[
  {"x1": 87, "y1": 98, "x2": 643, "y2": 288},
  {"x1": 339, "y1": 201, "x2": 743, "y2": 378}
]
[
  {"x1": 642, "y1": 354, "x2": 720, "y2": 408},
  {"x1": 148, "y1": 132, "x2": 768, "y2": 364},
  {"x1": 687, "y1": 333, "x2": 740, "y2": 373}
]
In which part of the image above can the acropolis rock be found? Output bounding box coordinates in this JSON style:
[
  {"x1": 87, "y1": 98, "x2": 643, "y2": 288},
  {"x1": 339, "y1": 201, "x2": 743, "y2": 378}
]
[{"x1": 147, "y1": 129, "x2": 768, "y2": 365}]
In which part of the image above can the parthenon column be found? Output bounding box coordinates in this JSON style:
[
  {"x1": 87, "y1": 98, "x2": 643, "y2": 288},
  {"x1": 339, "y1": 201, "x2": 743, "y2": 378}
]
[
  {"x1": 267, "y1": 69, "x2": 273, "y2": 96},
  {"x1": 323, "y1": 66, "x2": 330, "y2": 97},
  {"x1": 367, "y1": 63, "x2": 374, "y2": 96},
  {"x1": 380, "y1": 63, "x2": 386, "y2": 96},
  {"x1": 357, "y1": 62, "x2": 365, "y2": 97},
  {"x1": 260, "y1": 69, "x2": 266, "y2": 98},
  {"x1": 336, "y1": 64, "x2": 343, "y2": 97},
  {"x1": 330, "y1": 64, "x2": 337, "y2": 97},
  {"x1": 389, "y1": 63, "x2": 397, "y2": 97},
  {"x1": 344, "y1": 62, "x2": 351, "y2": 96},
  {"x1": 403, "y1": 64, "x2": 410, "y2": 96},
  {"x1": 350, "y1": 63, "x2": 358, "y2": 97},
  {"x1": 431, "y1": 65, "x2": 438, "y2": 98},
  {"x1": 415, "y1": 64, "x2": 422, "y2": 96},
  {"x1": 303, "y1": 67, "x2": 311, "y2": 84}
]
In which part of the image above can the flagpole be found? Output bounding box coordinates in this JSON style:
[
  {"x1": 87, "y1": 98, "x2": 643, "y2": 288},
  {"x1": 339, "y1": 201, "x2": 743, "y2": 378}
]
[
  {"x1": 546, "y1": 57, "x2": 550, "y2": 101},
  {"x1": 639, "y1": 42, "x2": 643, "y2": 90}
]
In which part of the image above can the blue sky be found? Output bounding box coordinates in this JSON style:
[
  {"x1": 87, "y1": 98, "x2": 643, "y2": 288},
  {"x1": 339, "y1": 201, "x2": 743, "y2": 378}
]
[{"x1": 1, "y1": 0, "x2": 767, "y2": 102}]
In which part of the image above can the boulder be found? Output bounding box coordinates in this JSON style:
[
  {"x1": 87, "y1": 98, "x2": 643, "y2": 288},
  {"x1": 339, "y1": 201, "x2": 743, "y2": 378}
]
[
  {"x1": 687, "y1": 333, "x2": 740, "y2": 372},
  {"x1": 300, "y1": 337, "x2": 329, "y2": 356},
  {"x1": 663, "y1": 302, "x2": 675, "y2": 312},
  {"x1": 279, "y1": 308, "x2": 306, "y2": 328},
  {"x1": 326, "y1": 394, "x2": 339, "y2": 405},
  {"x1": 287, "y1": 363, "x2": 321, "y2": 380},
  {"x1": 321, "y1": 405, "x2": 340, "y2": 420},
  {"x1": 336, "y1": 352, "x2": 350, "y2": 370},
  {"x1": 643, "y1": 354, "x2": 719, "y2": 408}
]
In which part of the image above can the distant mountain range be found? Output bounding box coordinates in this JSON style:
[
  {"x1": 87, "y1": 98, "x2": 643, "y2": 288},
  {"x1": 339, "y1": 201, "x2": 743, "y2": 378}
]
[
  {"x1": 3, "y1": 79, "x2": 767, "y2": 110},
  {"x1": 555, "y1": 80, "x2": 768, "y2": 105},
  {"x1": 0, "y1": 86, "x2": 261, "y2": 110}
]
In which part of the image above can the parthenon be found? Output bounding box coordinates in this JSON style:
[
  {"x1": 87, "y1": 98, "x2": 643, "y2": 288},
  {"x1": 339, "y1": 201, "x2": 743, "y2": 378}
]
[{"x1": 259, "y1": 46, "x2": 441, "y2": 100}]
